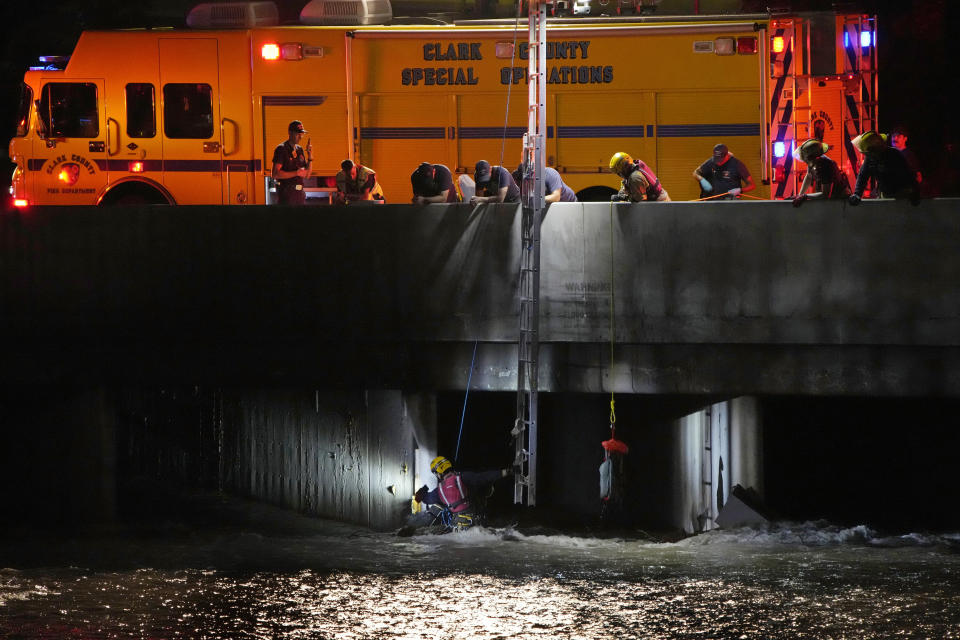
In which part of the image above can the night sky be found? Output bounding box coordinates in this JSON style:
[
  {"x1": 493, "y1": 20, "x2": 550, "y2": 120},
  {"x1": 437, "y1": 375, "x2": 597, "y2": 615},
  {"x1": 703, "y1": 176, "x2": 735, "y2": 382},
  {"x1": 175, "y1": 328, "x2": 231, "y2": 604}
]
[{"x1": 1, "y1": 0, "x2": 958, "y2": 199}]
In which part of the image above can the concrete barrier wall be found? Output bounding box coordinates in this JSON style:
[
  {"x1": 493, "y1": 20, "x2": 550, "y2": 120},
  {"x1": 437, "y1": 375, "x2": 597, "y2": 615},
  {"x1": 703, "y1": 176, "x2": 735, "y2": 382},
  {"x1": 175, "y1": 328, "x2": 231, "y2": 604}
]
[
  {"x1": 4, "y1": 200, "x2": 960, "y2": 347},
  {"x1": 3, "y1": 200, "x2": 960, "y2": 395}
]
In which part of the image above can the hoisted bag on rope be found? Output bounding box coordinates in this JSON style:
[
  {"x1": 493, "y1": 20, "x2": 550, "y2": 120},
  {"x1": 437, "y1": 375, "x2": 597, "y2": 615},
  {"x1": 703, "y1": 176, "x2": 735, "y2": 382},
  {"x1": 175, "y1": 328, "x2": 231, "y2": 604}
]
[
  {"x1": 600, "y1": 429, "x2": 629, "y2": 501},
  {"x1": 599, "y1": 457, "x2": 612, "y2": 500}
]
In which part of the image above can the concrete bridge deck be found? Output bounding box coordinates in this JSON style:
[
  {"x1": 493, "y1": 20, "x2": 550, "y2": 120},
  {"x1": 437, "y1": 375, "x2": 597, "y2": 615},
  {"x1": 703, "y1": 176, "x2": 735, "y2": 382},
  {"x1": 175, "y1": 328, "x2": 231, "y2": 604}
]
[{"x1": 3, "y1": 199, "x2": 959, "y2": 396}]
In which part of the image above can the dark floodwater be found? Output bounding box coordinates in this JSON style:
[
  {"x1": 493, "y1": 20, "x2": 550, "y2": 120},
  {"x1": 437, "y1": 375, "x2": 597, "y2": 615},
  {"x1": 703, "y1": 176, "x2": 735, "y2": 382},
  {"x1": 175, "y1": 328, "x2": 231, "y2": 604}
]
[{"x1": 2, "y1": 495, "x2": 958, "y2": 639}]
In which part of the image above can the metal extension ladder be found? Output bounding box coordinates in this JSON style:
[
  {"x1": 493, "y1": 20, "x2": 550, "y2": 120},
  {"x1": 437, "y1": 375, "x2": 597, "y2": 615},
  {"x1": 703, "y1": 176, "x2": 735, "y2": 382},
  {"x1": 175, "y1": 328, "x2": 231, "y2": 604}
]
[{"x1": 513, "y1": 0, "x2": 547, "y2": 507}]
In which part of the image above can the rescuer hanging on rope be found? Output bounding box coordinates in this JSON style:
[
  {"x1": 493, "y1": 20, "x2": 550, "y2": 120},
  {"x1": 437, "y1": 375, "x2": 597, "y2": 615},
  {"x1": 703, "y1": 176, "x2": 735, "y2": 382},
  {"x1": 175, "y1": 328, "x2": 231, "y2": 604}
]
[{"x1": 411, "y1": 456, "x2": 512, "y2": 531}]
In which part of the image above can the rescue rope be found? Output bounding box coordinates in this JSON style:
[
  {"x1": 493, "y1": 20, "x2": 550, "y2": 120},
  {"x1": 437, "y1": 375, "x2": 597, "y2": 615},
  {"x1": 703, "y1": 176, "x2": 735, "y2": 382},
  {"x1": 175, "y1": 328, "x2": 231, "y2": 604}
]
[
  {"x1": 608, "y1": 200, "x2": 616, "y2": 438},
  {"x1": 602, "y1": 202, "x2": 628, "y2": 457},
  {"x1": 454, "y1": 339, "x2": 479, "y2": 463},
  {"x1": 497, "y1": 2, "x2": 524, "y2": 172},
  {"x1": 695, "y1": 192, "x2": 767, "y2": 202}
]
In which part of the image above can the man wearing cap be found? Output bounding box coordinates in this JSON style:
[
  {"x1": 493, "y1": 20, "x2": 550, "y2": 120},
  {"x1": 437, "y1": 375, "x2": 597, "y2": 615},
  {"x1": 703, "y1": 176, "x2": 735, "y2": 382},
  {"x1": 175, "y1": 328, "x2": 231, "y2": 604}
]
[
  {"x1": 411, "y1": 162, "x2": 458, "y2": 204},
  {"x1": 891, "y1": 125, "x2": 922, "y2": 185},
  {"x1": 693, "y1": 143, "x2": 755, "y2": 200},
  {"x1": 334, "y1": 159, "x2": 383, "y2": 204},
  {"x1": 470, "y1": 160, "x2": 520, "y2": 206},
  {"x1": 272, "y1": 120, "x2": 312, "y2": 205},
  {"x1": 513, "y1": 163, "x2": 578, "y2": 203}
]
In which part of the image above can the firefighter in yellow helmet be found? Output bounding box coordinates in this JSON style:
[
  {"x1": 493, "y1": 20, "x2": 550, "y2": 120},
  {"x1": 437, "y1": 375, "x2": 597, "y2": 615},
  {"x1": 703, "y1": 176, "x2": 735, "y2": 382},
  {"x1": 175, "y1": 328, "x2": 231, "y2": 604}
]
[
  {"x1": 412, "y1": 455, "x2": 512, "y2": 531},
  {"x1": 791, "y1": 139, "x2": 851, "y2": 207},
  {"x1": 848, "y1": 131, "x2": 919, "y2": 205},
  {"x1": 609, "y1": 152, "x2": 670, "y2": 202}
]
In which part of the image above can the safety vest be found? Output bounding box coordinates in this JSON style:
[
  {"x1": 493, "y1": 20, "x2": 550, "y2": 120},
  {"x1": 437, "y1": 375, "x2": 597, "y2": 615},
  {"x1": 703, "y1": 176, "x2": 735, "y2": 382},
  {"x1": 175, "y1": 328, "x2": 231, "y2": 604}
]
[
  {"x1": 437, "y1": 472, "x2": 470, "y2": 513},
  {"x1": 632, "y1": 160, "x2": 663, "y2": 200}
]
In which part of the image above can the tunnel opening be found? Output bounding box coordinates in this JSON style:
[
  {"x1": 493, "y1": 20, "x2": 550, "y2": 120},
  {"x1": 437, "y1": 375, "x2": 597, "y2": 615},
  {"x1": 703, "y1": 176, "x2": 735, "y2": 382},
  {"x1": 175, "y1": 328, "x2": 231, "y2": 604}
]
[{"x1": 435, "y1": 391, "x2": 730, "y2": 534}]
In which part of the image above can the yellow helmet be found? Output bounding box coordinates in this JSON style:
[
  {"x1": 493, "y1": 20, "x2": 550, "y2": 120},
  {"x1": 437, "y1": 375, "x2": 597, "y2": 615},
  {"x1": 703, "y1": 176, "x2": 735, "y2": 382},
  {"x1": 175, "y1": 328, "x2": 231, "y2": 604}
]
[
  {"x1": 794, "y1": 138, "x2": 829, "y2": 163},
  {"x1": 609, "y1": 152, "x2": 633, "y2": 176},
  {"x1": 851, "y1": 130, "x2": 887, "y2": 154},
  {"x1": 430, "y1": 456, "x2": 452, "y2": 476}
]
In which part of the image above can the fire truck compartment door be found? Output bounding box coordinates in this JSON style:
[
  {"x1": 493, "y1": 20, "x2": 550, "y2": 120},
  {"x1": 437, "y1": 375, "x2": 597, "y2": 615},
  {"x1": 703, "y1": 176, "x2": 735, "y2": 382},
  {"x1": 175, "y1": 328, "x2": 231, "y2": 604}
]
[
  {"x1": 555, "y1": 92, "x2": 654, "y2": 193},
  {"x1": 358, "y1": 95, "x2": 454, "y2": 200},
  {"x1": 455, "y1": 94, "x2": 526, "y2": 183},
  {"x1": 655, "y1": 90, "x2": 765, "y2": 201},
  {"x1": 159, "y1": 38, "x2": 223, "y2": 204},
  {"x1": 33, "y1": 78, "x2": 106, "y2": 206}
]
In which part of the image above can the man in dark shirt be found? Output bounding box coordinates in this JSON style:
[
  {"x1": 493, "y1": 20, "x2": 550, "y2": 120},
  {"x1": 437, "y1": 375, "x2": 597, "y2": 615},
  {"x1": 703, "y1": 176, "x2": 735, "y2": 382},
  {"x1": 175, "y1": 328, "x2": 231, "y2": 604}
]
[
  {"x1": 411, "y1": 162, "x2": 459, "y2": 204},
  {"x1": 849, "y1": 130, "x2": 919, "y2": 205},
  {"x1": 470, "y1": 160, "x2": 521, "y2": 205},
  {"x1": 693, "y1": 143, "x2": 756, "y2": 199},
  {"x1": 792, "y1": 138, "x2": 850, "y2": 206},
  {"x1": 891, "y1": 125, "x2": 922, "y2": 185},
  {"x1": 512, "y1": 163, "x2": 578, "y2": 202},
  {"x1": 271, "y1": 120, "x2": 312, "y2": 205}
]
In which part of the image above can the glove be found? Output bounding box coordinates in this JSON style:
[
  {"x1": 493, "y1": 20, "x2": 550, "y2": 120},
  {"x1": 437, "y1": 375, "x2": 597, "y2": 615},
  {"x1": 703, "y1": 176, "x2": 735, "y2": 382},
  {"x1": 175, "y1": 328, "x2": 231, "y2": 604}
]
[
  {"x1": 848, "y1": 194, "x2": 861, "y2": 206},
  {"x1": 727, "y1": 187, "x2": 741, "y2": 197},
  {"x1": 698, "y1": 177, "x2": 713, "y2": 193},
  {"x1": 414, "y1": 485, "x2": 428, "y2": 503},
  {"x1": 501, "y1": 467, "x2": 513, "y2": 478},
  {"x1": 611, "y1": 192, "x2": 628, "y2": 202},
  {"x1": 792, "y1": 193, "x2": 807, "y2": 208}
]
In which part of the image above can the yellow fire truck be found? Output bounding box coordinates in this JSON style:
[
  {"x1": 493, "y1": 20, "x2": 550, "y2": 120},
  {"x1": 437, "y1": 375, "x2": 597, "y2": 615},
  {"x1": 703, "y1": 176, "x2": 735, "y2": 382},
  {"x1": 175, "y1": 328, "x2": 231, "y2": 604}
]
[{"x1": 7, "y1": 2, "x2": 876, "y2": 206}]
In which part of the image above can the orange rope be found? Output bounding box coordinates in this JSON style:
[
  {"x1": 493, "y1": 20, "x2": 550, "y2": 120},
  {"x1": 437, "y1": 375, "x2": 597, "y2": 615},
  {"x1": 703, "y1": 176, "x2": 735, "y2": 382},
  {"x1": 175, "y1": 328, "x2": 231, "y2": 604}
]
[{"x1": 695, "y1": 192, "x2": 767, "y2": 202}]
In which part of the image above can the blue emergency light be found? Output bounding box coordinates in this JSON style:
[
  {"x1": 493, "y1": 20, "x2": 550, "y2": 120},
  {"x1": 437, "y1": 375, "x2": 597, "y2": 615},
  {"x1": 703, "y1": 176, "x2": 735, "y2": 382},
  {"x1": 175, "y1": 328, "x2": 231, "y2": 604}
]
[
  {"x1": 773, "y1": 141, "x2": 786, "y2": 159},
  {"x1": 844, "y1": 30, "x2": 874, "y2": 48}
]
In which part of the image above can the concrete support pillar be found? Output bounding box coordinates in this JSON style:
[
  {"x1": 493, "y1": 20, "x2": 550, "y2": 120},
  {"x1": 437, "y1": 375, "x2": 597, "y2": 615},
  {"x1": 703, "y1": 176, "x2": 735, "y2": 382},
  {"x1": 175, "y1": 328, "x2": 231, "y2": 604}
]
[
  {"x1": 672, "y1": 411, "x2": 705, "y2": 535},
  {"x1": 730, "y1": 396, "x2": 763, "y2": 498},
  {"x1": 402, "y1": 392, "x2": 437, "y2": 499},
  {"x1": 668, "y1": 396, "x2": 763, "y2": 534}
]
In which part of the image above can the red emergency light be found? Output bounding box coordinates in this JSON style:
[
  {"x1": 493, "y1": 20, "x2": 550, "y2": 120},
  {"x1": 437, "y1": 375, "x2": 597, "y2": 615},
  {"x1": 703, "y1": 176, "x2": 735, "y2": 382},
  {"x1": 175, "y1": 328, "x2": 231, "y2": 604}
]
[
  {"x1": 261, "y1": 43, "x2": 280, "y2": 60},
  {"x1": 57, "y1": 167, "x2": 79, "y2": 185},
  {"x1": 737, "y1": 37, "x2": 757, "y2": 54},
  {"x1": 13, "y1": 198, "x2": 29, "y2": 208},
  {"x1": 774, "y1": 166, "x2": 787, "y2": 183},
  {"x1": 129, "y1": 161, "x2": 144, "y2": 173},
  {"x1": 771, "y1": 36, "x2": 785, "y2": 54}
]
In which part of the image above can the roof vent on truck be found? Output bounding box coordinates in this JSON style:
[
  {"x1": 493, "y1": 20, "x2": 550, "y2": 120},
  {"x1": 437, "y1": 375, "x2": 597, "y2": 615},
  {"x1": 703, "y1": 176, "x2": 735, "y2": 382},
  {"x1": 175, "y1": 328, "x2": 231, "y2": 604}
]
[
  {"x1": 299, "y1": 0, "x2": 392, "y2": 26},
  {"x1": 187, "y1": 1, "x2": 279, "y2": 28}
]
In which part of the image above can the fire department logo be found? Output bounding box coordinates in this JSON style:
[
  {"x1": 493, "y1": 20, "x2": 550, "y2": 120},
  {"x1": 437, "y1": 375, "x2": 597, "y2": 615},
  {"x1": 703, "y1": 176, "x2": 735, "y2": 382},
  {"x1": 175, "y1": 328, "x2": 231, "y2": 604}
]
[
  {"x1": 812, "y1": 110, "x2": 836, "y2": 142},
  {"x1": 57, "y1": 163, "x2": 81, "y2": 186}
]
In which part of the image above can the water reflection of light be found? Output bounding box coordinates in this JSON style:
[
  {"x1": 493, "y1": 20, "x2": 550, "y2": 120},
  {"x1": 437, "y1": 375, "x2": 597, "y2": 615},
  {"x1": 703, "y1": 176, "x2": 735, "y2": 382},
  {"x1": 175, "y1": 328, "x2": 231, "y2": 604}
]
[{"x1": 1, "y1": 518, "x2": 959, "y2": 639}]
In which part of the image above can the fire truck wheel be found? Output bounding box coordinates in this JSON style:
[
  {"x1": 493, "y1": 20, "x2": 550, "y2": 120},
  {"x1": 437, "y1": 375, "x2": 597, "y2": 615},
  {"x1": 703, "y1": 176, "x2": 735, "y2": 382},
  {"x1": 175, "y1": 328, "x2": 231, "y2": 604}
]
[
  {"x1": 100, "y1": 184, "x2": 170, "y2": 206},
  {"x1": 577, "y1": 186, "x2": 619, "y2": 202}
]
